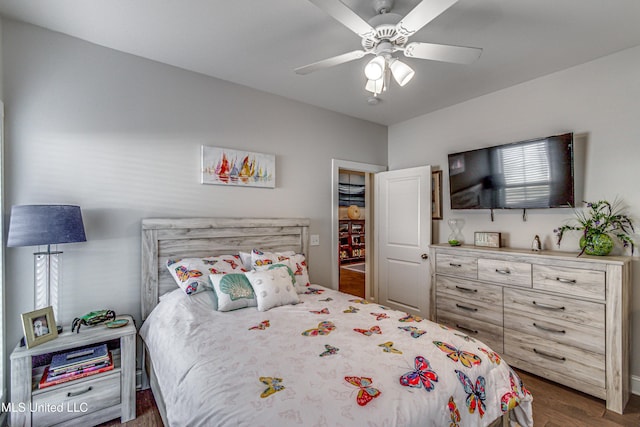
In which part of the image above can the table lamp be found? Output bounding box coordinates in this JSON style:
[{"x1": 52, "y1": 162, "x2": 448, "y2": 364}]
[{"x1": 7, "y1": 205, "x2": 87, "y2": 321}]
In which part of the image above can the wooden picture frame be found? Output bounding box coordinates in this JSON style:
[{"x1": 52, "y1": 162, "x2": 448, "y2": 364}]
[
  {"x1": 432, "y1": 170, "x2": 443, "y2": 220},
  {"x1": 474, "y1": 232, "x2": 502, "y2": 248},
  {"x1": 21, "y1": 306, "x2": 58, "y2": 348}
]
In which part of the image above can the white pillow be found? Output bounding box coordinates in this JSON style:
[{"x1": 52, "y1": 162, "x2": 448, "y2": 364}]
[
  {"x1": 209, "y1": 273, "x2": 257, "y2": 312},
  {"x1": 167, "y1": 255, "x2": 246, "y2": 295},
  {"x1": 251, "y1": 250, "x2": 310, "y2": 293},
  {"x1": 286, "y1": 253, "x2": 311, "y2": 292},
  {"x1": 245, "y1": 266, "x2": 299, "y2": 312},
  {"x1": 239, "y1": 251, "x2": 253, "y2": 270},
  {"x1": 250, "y1": 249, "x2": 296, "y2": 270}
]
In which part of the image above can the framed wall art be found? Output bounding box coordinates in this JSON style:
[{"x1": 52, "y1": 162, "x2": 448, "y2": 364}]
[
  {"x1": 432, "y1": 170, "x2": 443, "y2": 220},
  {"x1": 21, "y1": 306, "x2": 58, "y2": 348},
  {"x1": 201, "y1": 146, "x2": 276, "y2": 188}
]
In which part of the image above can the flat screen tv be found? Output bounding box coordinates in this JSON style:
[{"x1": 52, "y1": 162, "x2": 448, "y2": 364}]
[{"x1": 448, "y1": 133, "x2": 575, "y2": 210}]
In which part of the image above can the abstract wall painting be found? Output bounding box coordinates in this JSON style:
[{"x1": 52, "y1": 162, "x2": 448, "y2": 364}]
[{"x1": 201, "y1": 146, "x2": 276, "y2": 188}]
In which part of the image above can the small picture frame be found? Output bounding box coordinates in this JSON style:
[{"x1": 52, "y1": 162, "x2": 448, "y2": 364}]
[
  {"x1": 21, "y1": 306, "x2": 58, "y2": 348},
  {"x1": 474, "y1": 232, "x2": 502, "y2": 248}
]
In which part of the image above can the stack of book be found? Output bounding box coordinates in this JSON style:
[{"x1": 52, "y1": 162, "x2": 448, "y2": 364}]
[{"x1": 39, "y1": 343, "x2": 114, "y2": 389}]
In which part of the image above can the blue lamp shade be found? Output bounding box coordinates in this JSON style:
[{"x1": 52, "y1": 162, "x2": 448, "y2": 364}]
[{"x1": 7, "y1": 205, "x2": 87, "y2": 247}]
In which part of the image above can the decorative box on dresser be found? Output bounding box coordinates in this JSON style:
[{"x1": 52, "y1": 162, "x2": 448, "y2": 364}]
[
  {"x1": 430, "y1": 244, "x2": 632, "y2": 414},
  {"x1": 10, "y1": 316, "x2": 136, "y2": 427}
]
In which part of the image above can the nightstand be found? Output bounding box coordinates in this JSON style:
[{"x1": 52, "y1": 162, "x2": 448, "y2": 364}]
[{"x1": 10, "y1": 316, "x2": 136, "y2": 427}]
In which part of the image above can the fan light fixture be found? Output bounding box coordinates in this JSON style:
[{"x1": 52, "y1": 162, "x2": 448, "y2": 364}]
[
  {"x1": 364, "y1": 55, "x2": 415, "y2": 94},
  {"x1": 365, "y1": 77, "x2": 384, "y2": 94},
  {"x1": 389, "y1": 58, "x2": 415, "y2": 87},
  {"x1": 364, "y1": 56, "x2": 385, "y2": 81}
]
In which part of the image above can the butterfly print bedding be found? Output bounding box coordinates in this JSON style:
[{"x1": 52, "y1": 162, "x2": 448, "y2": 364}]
[
  {"x1": 140, "y1": 283, "x2": 533, "y2": 426},
  {"x1": 354, "y1": 325, "x2": 382, "y2": 336},
  {"x1": 433, "y1": 341, "x2": 482, "y2": 368},
  {"x1": 344, "y1": 376, "x2": 381, "y2": 406},
  {"x1": 399, "y1": 356, "x2": 439, "y2": 392}
]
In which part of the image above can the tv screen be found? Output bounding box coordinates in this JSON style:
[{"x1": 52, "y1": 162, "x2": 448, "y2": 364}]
[{"x1": 448, "y1": 133, "x2": 574, "y2": 209}]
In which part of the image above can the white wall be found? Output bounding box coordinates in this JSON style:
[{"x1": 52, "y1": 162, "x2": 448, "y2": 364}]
[
  {"x1": 1, "y1": 19, "x2": 387, "y2": 350},
  {"x1": 389, "y1": 45, "x2": 640, "y2": 384}
]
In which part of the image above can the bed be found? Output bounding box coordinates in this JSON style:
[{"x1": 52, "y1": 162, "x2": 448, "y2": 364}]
[{"x1": 139, "y1": 218, "x2": 533, "y2": 427}]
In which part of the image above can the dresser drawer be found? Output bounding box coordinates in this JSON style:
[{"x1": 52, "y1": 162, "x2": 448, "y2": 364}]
[
  {"x1": 436, "y1": 276, "x2": 502, "y2": 303},
  {"x1": 478, "y1": 258, "x2": 531, "y2": 287},
  {"x1": 437, "y1": 313, "x2": 503, "y2": 353},
  {"x1": 436, "y1": 294, "x2": 502, "y2": 326},
  {"x1": 503, "y1": 288, "x2": 604, "y2": 329},
  {"x1": 436, "y1": 253, "x2": 477, "y2": 279},
  {"x1": 533, "y1": 264, "x2": 605, "y2": 300},
  {"x1": 32, "y1": 372, "x2": 121, "y2": 427},
  {"x1": 504, "y1": 329, "x2": 605, "y2": 394},
  {"x1": 504, "y1": 291, "x2": 604, "y2": 355}
]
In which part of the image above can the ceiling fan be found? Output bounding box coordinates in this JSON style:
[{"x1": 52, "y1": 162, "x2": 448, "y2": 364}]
[{"x1": 295, "y1": 0, "x2": 482, "y2": 95}]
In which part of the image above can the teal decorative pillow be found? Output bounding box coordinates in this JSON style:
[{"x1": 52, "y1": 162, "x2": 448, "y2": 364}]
[{"x1": 209, "y1": 273, "x2": 257, "y2": 312}]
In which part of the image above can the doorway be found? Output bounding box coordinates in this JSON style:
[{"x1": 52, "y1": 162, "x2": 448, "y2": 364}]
[
  {"x1": 338, "y1": 170, "x2": 367, "y2": 297},
  {"x1": 331, "y1": 160, "x2": 386, "y2": 300}
]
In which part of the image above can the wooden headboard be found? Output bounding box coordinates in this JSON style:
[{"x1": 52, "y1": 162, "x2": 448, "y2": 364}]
[{"x1": 141, "y1": 217, "x2": 310, "y2": 320}]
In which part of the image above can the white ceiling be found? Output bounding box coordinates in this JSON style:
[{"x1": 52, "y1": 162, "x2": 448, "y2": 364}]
[{"x1": 1, "y1": 0, "x2": 640, "y2": 126}]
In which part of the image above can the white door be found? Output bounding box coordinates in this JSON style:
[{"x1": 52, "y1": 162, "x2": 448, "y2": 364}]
[{"x1": 375, "y1": 166, "x2": 432, "y2": 318}]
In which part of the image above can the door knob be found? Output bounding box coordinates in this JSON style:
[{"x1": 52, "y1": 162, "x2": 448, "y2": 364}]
[{"x1": 421, "y1": 253, "x2": 428, "y2": 260}]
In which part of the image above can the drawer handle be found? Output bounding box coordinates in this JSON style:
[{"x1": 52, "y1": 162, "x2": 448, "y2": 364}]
[
  {"x1": 532, "y1": 301, "x2": 565, "y2": 311},
  {"x1": 449, "y1": 263, "x2": 462, "y2": 268},
  {"x1": 533, "y1": 348, "x2": 566, "y2": 362},
  {"x1": 533, "y1": 322, "x2": 566, "y2": 334},
  {"x1": 495, "y1": 268, "x2": 511, "y2": 275},
  {"x1": 455, "y1": 286, "x2": 478, "y2": 293},
  {"x1": 67, "y1": 386, "x2": 93, "y2": 397},
  {"x1": 455, "y1": 324, "x2": 479, "y2": 335},
  {"x1": 556, "y1": 277, "x2": 577, "y2": 284},
  {"x1": 455, "y1": 304, "x2": 478, "y2": 312}
]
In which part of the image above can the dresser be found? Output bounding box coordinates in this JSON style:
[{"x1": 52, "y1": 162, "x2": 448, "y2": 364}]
[{"x1": 430, "y1": 244, "x2": 631, "y2": 414}]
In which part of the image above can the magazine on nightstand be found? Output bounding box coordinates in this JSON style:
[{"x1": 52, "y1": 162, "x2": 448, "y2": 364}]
[{"x1": 39, "y1": 352, "x2": 114, "y2": 389}]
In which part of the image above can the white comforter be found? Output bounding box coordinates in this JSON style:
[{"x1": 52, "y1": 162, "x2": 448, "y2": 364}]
[{"x1": 140, "y1": 286, "x2": 533, "y2": 427}]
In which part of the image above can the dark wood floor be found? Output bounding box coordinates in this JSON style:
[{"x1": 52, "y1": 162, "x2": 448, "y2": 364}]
[
  {"x1": 99, "y1": 370, "x2": 640, "y2": 426},
  {"x1": 338, "y1": 266, "x2": 365, "y2": 298},
  {"x1": 517, "y1": 370, "x2": 640, "y2": 427},
  {"x1": 96, "y1": 389, "x2": 162, "y2": 427}
]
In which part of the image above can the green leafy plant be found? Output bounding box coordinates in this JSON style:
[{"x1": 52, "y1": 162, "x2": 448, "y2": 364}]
[{"x1": 554, "y1": 199, "x2": 635, "y2": 256}]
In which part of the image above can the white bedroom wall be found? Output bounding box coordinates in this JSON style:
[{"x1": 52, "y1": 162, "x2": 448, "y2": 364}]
[
  {"x1": 1, "y1": 19, "x2": 387, "y2": 349},
  {"x1": 388, "y1": 44, "x2": 640, "y2": 389}
]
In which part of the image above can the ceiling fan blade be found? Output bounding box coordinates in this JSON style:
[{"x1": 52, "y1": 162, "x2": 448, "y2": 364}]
[
  {"x1": 295, "y1": 50, "x2": 369, "y2": 75},
  {"x1": 396, "y1": 0, "x2": 458, "y2": 37},
  {"x1": 404, "y1": 42, "x2": 482, "y2": 64},
  {"x1": 307, "y1": 0, "x2": 376, "y2": 39}
]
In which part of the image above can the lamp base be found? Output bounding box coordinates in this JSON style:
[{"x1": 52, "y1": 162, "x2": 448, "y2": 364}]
[{"x1": 34, "y1": 250, "x2": 62, "y2": 321}]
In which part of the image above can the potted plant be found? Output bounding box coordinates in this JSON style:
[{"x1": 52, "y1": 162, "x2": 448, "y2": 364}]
[{"x1": 554, "y1": 199, "x2": 635, "y2": 256}]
